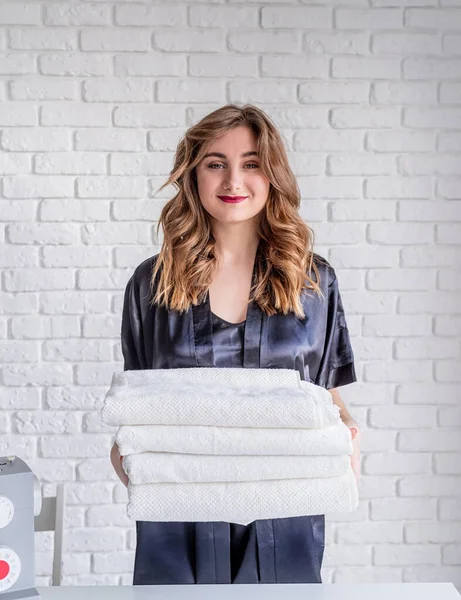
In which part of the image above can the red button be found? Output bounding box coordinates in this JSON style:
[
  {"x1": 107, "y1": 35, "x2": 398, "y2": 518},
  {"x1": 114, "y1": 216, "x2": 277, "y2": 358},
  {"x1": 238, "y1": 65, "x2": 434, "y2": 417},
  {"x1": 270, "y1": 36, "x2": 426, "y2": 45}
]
[{"x1": 0, "y1": 560, "x2": 10, "y2": 580}]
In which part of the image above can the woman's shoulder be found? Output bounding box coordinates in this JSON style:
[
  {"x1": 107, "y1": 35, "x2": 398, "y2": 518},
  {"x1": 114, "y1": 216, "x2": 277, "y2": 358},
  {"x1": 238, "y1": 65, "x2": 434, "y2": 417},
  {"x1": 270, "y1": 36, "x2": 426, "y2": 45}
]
[
  {"x1": 311, "y1": 252, "x2": 337, "y2": 288},
  {"x1": 129, "y1": 252, "x2": 160, "y2": 285}
]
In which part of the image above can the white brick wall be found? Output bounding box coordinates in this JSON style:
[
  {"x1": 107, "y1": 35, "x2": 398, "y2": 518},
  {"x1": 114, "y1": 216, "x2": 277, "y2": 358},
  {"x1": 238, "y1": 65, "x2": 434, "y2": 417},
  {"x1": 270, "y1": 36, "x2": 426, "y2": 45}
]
[{"x1": 0, "y1": 0, "x2": 460, "y2": 589}]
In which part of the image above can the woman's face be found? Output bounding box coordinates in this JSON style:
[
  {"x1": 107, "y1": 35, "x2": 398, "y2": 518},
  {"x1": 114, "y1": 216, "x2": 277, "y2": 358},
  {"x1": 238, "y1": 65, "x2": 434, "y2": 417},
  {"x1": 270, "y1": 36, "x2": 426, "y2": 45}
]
[{"x1": 195, "y1": 125, "x2": 270, "y2": 224}]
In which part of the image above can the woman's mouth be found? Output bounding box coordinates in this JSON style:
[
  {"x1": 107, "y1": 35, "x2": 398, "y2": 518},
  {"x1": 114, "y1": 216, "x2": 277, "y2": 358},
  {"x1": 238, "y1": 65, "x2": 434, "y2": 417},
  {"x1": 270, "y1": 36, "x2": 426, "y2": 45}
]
[{"x1": 217, "y1": 196, "x2": 248, "y2": 203}]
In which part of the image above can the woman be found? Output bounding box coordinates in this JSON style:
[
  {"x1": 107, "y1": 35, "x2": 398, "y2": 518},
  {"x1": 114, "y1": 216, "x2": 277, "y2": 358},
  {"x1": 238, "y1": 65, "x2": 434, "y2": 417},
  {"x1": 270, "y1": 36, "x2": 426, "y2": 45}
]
[{"x1": 111, "y1": 103, "x2": 361, "y2": 585}]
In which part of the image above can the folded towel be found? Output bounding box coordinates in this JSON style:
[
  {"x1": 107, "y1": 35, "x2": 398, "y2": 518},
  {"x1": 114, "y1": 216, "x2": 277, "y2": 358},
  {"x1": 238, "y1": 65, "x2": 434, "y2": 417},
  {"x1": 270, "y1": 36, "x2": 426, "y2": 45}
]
[
  {"x1": 111, "y1": 367, "x2": 301, "y2": 389},
  {"x1": 102, "y1": 369, "x2": 340, "y2": 429},
  {"x1": 126, "y1": 467, "x2": 358, "y2": 525},
  {"x1": 116, "y1": 422, "x2": 352, "y2": 457},
  {"x1": 123, "y1": 453, "x2": 350, "y2": 484}
]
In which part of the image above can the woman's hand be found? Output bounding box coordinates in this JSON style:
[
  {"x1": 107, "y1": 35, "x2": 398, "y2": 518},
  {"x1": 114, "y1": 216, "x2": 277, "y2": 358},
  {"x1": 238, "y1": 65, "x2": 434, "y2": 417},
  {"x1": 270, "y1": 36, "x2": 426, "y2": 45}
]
[
  {"x1": 345, "y1": 422, "x2": 361, "y2": 481},
  {"x1": 110, "y1": 441, "x2": 129, "y2": 487}
]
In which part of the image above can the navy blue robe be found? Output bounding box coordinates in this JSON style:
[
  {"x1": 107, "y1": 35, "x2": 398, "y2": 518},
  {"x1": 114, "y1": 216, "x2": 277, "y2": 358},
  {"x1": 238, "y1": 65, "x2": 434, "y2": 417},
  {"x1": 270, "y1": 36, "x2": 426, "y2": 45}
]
[{"x1": 121, "y1": 250, "x2": 357, "y2": 584}]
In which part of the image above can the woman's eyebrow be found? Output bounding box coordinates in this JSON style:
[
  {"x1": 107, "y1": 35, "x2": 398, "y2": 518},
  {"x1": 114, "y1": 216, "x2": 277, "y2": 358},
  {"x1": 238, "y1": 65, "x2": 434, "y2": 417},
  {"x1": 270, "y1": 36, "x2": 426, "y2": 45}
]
[{"x1": 202, "y1": 151, "x2": 259, "y2": 159}]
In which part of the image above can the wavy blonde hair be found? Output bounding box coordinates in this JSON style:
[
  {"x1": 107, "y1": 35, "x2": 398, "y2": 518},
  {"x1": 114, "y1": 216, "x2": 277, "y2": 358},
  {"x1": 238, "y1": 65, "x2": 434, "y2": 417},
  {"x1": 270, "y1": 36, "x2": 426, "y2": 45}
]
[{"x1": 150, "y1": 103, "x2": 325, "y2": 319}]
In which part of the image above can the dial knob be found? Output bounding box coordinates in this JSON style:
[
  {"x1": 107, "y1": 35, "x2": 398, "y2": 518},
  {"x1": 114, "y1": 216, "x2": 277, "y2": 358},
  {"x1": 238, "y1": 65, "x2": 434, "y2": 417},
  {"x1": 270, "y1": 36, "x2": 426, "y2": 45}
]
[
  {"x1": 0, "y1": 546, "x2": 21, "y2": 591},
  {"x1": 0, "y1": 496, "x2": 14, "y2": 529}
]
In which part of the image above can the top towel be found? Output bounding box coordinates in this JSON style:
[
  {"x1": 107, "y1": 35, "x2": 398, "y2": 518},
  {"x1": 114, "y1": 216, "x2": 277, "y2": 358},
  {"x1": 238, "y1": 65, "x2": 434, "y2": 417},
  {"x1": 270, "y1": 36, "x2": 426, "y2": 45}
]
[{"x1": 101, "y1": 367, "x2": 341, "y2": 429}]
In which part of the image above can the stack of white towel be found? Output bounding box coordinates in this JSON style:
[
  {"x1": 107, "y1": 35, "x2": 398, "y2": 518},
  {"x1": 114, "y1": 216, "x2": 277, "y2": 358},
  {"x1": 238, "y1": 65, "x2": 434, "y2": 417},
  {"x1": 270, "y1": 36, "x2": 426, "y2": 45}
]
[{"x1": 101, "y1": 367, "x2": 358, "y2": 525}]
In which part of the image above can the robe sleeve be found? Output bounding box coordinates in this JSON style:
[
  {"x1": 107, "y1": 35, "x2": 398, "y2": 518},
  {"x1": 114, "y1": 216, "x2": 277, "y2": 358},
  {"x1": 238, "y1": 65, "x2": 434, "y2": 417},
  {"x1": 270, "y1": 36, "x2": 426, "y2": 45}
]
[
  {"x1": 315, "y1": 273, "x2": 357, "y2": 390},
  {"x1": 121, "y1": 273, "x2": 146, "y2": 371}
]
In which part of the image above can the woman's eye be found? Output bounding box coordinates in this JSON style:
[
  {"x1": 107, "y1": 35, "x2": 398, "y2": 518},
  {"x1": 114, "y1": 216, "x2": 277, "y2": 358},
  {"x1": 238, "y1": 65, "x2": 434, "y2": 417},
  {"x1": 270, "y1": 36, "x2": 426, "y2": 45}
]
[{"x1": 208, "y1": 163, "x2": 259, "y2": 169}]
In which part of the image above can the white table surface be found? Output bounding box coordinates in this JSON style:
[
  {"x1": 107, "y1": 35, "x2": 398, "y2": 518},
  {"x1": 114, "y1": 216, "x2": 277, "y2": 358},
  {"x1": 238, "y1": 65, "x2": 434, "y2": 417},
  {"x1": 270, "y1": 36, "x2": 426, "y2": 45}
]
[{"x1": 37, "y1": 583, "x2": 461, "y2": 599}]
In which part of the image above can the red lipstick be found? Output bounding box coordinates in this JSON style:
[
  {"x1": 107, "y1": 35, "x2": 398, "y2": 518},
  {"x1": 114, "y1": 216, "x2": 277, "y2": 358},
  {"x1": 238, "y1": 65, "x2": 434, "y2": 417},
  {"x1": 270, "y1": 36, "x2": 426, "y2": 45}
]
[{"x1": 217, "y1": 196, "x2": 248, "y2": 203}]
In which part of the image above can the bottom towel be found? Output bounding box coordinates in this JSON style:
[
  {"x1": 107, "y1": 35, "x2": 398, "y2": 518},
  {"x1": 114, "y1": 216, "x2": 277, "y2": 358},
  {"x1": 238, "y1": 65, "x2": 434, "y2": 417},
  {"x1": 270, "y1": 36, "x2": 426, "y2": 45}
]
[{"x1": 126, "y1": 467, "x2": 358, "y2": 526}]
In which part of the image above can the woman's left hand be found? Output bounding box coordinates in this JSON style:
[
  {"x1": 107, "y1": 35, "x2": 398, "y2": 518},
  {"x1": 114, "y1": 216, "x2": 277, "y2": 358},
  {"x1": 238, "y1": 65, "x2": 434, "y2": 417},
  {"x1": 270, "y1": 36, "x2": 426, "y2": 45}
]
[{"x1": 346, "y1": 422, "x2": 361, "y2": 481}]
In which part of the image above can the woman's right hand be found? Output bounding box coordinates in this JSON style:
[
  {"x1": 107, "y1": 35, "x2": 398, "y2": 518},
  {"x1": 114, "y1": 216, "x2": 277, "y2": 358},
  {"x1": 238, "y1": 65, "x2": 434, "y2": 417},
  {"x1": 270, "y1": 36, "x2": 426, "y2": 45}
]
[{"x1": 110, "y1": 441, "x2": 129, "y2": 487}]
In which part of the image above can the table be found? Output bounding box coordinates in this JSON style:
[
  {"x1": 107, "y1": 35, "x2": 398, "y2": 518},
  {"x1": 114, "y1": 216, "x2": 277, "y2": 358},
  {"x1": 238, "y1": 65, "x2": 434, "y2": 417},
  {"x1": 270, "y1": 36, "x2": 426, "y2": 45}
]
[{"x1": 38, "y1": 583, "x2": 461, "y2": 599}]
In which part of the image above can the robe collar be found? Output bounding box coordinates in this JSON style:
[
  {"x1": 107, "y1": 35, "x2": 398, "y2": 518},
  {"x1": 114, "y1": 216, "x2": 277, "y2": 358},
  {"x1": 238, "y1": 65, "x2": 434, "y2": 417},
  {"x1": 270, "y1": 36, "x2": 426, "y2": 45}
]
[{"x1": 192, "y1": 251, "x2": 263, "y2": 369}]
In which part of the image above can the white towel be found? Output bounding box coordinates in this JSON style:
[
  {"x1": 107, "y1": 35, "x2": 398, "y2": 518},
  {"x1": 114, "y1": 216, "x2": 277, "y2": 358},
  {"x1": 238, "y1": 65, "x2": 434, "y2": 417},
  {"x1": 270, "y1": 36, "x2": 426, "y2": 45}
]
[
  {"x1": 123, "y1": 453, "x2": 350, "y2": 484},
  {"x1": 126, "y1": 467, "x2": 359, "y2": 526},
  {"x1": 111, "y1": 367, "x2": 301, "y2": 389},
  {"x1": 102, "y1": 369, "x2": 340, "y2": 429},
  {"x1": 116, "y1": 422, "x2": 353, "y2": 457}
]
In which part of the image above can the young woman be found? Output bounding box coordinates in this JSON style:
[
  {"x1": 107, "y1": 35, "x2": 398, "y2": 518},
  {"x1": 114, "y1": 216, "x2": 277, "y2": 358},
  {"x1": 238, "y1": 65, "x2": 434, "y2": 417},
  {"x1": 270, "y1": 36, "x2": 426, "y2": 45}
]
[{"x1": 111, "y1": 104, "x2": 360, "y2": 585}]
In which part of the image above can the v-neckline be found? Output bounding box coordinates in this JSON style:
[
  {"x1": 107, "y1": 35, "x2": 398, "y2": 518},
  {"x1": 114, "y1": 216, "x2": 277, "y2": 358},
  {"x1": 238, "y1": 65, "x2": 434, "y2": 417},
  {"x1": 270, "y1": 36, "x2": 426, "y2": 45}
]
[
  {"x1": 211, "y1": 311, "x2": 246, "y2": 326},
  {"x1": 191, "y1": 244, "x2": 263, "y2": 368}
]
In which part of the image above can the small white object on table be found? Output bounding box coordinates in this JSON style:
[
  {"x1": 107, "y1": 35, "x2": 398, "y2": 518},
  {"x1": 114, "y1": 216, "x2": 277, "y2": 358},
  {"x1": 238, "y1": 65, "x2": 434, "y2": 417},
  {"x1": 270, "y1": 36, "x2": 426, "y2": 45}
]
[{"x1": 38, "y1": 583, "x2": 461, "y2": 600}]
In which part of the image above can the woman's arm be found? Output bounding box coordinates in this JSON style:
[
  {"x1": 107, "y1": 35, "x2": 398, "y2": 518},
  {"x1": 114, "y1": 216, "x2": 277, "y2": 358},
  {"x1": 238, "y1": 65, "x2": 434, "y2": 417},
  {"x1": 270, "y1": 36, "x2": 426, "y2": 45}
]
[
  {"x1": 329, "y1": 387, "x2": 355, "y2": 427},
  {"x1": 329, "y1": 387, "x2": 361, "y2": 480},
  {"x1": 110, "y1": 440, "x2": 129, "y2": 487}
]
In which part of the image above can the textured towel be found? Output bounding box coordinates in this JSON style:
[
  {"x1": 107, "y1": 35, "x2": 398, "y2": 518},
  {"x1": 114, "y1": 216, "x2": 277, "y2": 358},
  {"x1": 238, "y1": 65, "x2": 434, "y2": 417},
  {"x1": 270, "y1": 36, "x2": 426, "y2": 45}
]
[
  {"x1": 111, "y1": 367, "x2": 301, "y2": 389},
  {"x1": 102, "y1": 369, "x2": 340, "y2": 428},
  {"x1": 116, "y1": 422, "x2": 353, "y2": 457},
  {"x1": 126, "y1": 467, "x2": 358, "y2": 525},
  {"x1": 123, "y1": 453, "x2": 350, "y2": 484}
]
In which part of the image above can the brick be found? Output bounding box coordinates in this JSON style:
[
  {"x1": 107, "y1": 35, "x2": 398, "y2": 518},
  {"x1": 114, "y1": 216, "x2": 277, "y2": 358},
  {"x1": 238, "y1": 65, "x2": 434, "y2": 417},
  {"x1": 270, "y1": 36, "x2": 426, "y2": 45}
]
[
  {"x1": 404, "y1": 108, "x2": 461, "y2": 129},
  {"x1": 4, "y1": 319, "x2": 58, "y2": 353},
  {"x1": 405, "y1": 522, "x2": 461, "y2": 543},
  {"x1": 372, "y1": 33, "x2": 441, "y2": 55},
  {"x1": 42, "y1": 246, "x2": 110, "y2": 267},
  {"x1": 114, "y1": 105, "x2": 184, "y2": 127},
  {"x1": 9, "y1": 29, "x2": 78, "y2": 50},
  {"x1": 115, "y1": 54, "x2": 185, "y2": 77},
  {"x1": 7, "y1": 223, "x2": 79, "y2": 244},
  {"x1": 371, "y1": 498, "x2": 437, "y2": 520},
  {"x1": 40, "y1": 199, "x2": 109, "y2": 222},
  {"x1": 0, "y1": 246, "x2": 38, "y2": 268},
  {"x1": 75, "y1": 129, "x2": 145, "y2": 152},
  {"x1": 1, "y1": 128, "x2": 70, "y2": 151},
  {"x1": 334, "y1": 566, "x2": 402, "y2": 583},
  {"x1": 366, "y1": 131, "x2": 434, "y2": 152},
  {"x1": 2, "y1": 364, "x2": 72, "y2": 386},
  {"x1": 263, "y1": 56, "x2": 328, "y2": 79},
  {"x1": 45, "y1": 386, "x2": 107, "y2": 410},
  {"x1": 331, "y1": 200, "x2": 396, "y2": 222},
  {"x1": 39, "y1": 53, "x2": 112, "y2": 76},
  {"x1": 304, "y1": 32, "x2": 368, "y2": 55},
  {"x1": 92, "y1": 552, "x2": 134, "y2": 574},
  {"x1": 43, "y1": 339, "x2": 112, "y2": 362},
  {"x1": 364, "y1": 361, "x2": 433, "y2": 383},
  {"x1": 41, "y1": 104, "x2": 111, "y2": 127},
  {"x1": 397, "y1": 383, "x2": 460, "y2": 405},
  {"x1": 374, "y1": 544, "x2": 440, "y2": 566},
  {"x1": 365, "y1": 452, "x2": 432, "y2": 474},
  {"x1": 115, "y1": 4, "x2": 184, "y2": 26},
  {"x1": 10, "y1": 77, "x2": 78, "y2": 101},
  {"x1": 0, "y1": 54, "x2": 36, "y2": 75},
  {"x1": 155, "y1": 30, "x2": 225, "y2": 52},
  {"x1": 158, "y1": 79, "x2": 226, "y2": 103},
  {"x1": 398, "y1": 430, "x2": 460, "y2": 452},
  {"x1": 39, "y1": 434, "x2": 112, "y2": 458},
  {"x1": 331, "y1": 107, "x2": 400, "y2": 128},
  {"x1": 262, "y1": 6, "x2": 331, "y2": 28},
  {"x1": 86, "y1": 504, "x2": 131, "y2": 527},
  {"x1": 45, "y1": 4, "x2": 110, "y2": 26},
  {"x1": 77, "y1": 458, "x2": 118, "y2": 482},
  {"x1": 399, "y1": 475, "x2": 461, "y2": 497},
  {"x1": 228, "y1": 32, "x2": 299, "y2": 53},
  {"x1": 406, "y1": 8, "x2": 461, "y2": 29},
  {"x1": 398, "y1": 155, "x2": 461, "y2": 176},
  {"x1": 64, "y1": 528, "x2": 124, "y2": 552},
  {"x1": 336, "y1": 8, "x2": 402, "y2": 29},
  {"x1": 81, "y1": 29, "x2": 150, "y2": 51},
  {"x1": 0, "y1": 4, "x2": 41, "y2": 25},
  {"x1": 83, "y1": 78, "x2": 152, "y2": 102},
  {"x1": 337, "y1": 522, "x2": 403, "y2": 544}
]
